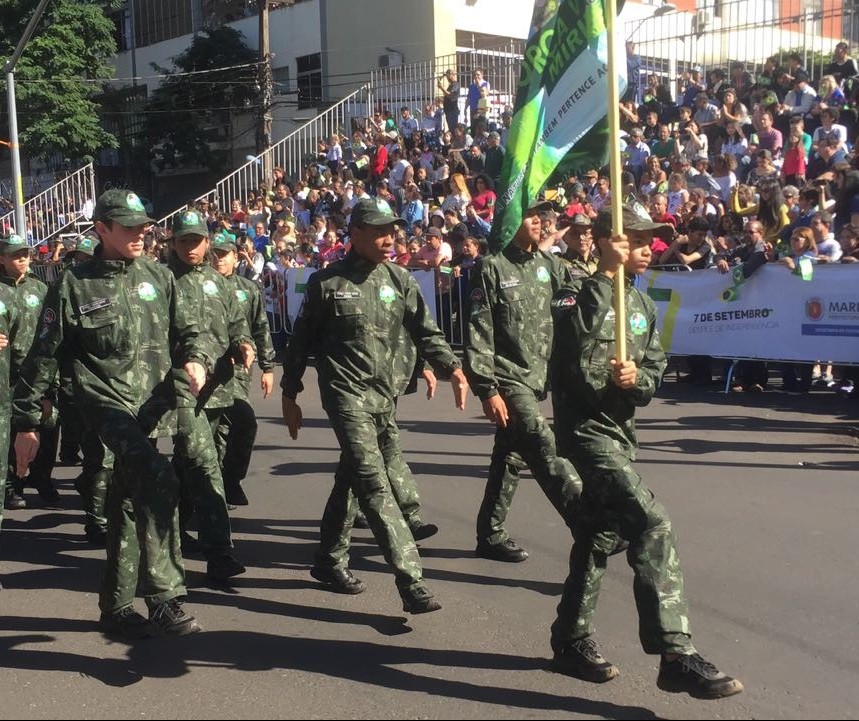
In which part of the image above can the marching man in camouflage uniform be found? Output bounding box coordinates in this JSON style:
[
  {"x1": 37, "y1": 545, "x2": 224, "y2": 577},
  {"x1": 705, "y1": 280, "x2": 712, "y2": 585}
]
[
  {"x1": 464, "y1": 201, "x2": 583, "y2": 562},
  {"x1": 14, "y1": 189, "x2": 209, "y2": 637},
  {"x1": 210, "y1": 230, "x2": 275, "y2": 507},
  {"x1": 351, "y1": 329, "x2": 440, "y2": 539},
  {"x1": 281, "y1": 197, "x2": 469, "y2": 614},
  {"x1": 548, "y1": 205, "x2": 743, "y2": 699},
  {"x1": 55, "y1": 236, "x2": 113, "y2": 545},
  {"x1": 168, "y1": 211, "x2": 254, "y2": 583},
  {"x1": 1, "y1": 234, "x2": 57, "y2": 509}
]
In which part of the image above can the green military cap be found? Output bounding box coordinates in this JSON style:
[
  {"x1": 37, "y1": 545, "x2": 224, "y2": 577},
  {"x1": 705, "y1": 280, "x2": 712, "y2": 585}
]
[
  {"x1": 93, "y1": 189, "x2": 155, "y2": 226},
  {"x1": 350, "y1": 197, "x2": 406, "y2": 228},
  {"x1": 594, "y1": 203, "x2": 672, "y2": 239},
  {"x1": 524, "y1": 199, "x2": 553, "y2": 215},
  {"x1": 211, "y1": 231, "x2": 238, "y2": 252},
  {"x1": 172, "y1": 208, "x2": 210, "y2": 239},
  {"x1": 73, "y1": 235, "x2": 100, "y2": 257},
  {"x1": 1, "y1": 233, "x2": 29, "y2": 255}
]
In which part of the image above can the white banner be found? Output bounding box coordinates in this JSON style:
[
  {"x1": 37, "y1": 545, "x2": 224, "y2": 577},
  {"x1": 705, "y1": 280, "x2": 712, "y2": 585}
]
[
  {"x1": 284, "y1": 267, "x2": 439, "y2": 329},
  {"x1": 640, "y1": 265, "x2": 859, "y2": 363}
]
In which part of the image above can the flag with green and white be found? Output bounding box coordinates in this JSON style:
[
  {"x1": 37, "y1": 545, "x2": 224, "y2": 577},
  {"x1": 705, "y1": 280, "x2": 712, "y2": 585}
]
[{"x1": 489, "y1": 0, "x2": 626, "y2": 252}]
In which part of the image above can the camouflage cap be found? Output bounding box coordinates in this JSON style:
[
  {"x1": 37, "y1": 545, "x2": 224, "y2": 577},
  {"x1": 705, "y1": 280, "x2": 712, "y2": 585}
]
[
  {"x1": 172, "y1": 209, "x2": 210, "y2": 239},
  {"x1": 525, "y1": 199, "x2": 553, "y2": 215},
  {"x1": 93, "y1": 189, "x2": 155, "y2": 227},
  {"x1": 558, "y1": 212, "x2": 592, "y2": 229},
  {"x1": 73, "y1": 235, "x2": 100, "y2": 257},
  {"x1": 1, "y1": 233, "x2": 29, "y2": 255},
  {"x1": 350, "y1": 198, "x2": 406, "y2": 228},
  {"x1": 594, "y1": 204, "x2": 672, "y2": 239},
  {"x1": 211, "y1": 231, "x2": 238, "y2": 252}
]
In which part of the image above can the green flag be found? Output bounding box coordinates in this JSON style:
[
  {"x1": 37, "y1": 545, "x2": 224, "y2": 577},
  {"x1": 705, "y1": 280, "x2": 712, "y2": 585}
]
[{"x1": 489, "y1": 0, "x2": 626, "y2": 252}]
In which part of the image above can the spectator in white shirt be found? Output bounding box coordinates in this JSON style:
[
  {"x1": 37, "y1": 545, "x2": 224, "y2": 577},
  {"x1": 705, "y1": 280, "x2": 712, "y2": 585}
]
[
  {"x1": 778, "y1": 72, "x2": 816, "y2": 120},
  {"x1": 325, "y1": 134, "x2": 342, "y2": 173},
  {"x1": 812, "y1": 108, "x2": 849, "y2": 154}
]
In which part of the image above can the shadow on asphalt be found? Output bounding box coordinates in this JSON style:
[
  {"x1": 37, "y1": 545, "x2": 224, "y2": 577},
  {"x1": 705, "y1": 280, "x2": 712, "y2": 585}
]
[{"x1": 0, "y1": 621, "x2": 662, "y2": 718}]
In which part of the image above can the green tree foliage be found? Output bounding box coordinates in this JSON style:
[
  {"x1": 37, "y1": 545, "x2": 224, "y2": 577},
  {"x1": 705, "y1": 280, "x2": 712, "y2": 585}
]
[
  {"x1": 145, "y1": 26, "x2": 259, "y2": 175},
  {"x1": 0, "y1": 0, "x2": 121, "y2": 161}
]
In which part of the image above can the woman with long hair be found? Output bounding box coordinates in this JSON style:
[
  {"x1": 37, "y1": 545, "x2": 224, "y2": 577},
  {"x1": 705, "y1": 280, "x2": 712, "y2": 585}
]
[
  {"x1": 471, "y1": 174, "x2": 496, "y2": 221},
  {"x1": 745, "y1": 149, "x2": 779, "y2": 187},
  {"x1": 643, "y1": 154, "x2": 667, "y2": 194},
  {"x1": 722, "y1": 122, "x2": 749, "y2": 177},
  {"x1": 711, "y1": 154, "x2": 738, "y2": 203},
  {"x1": 730, "y1": 178, "x2": 789, "y2": 250},
  {"x1": 441, "y1": 172, "x2": 471, "y2": 218}
]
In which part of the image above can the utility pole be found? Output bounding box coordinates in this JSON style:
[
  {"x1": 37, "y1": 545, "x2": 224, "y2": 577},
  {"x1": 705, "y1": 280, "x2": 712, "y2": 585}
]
[
  {"x1": 258, "y1": 0, "x2": 273, "y2": 184},
  {"x1": 4, "y1": 0, "x2": 52, "y2": 238}
]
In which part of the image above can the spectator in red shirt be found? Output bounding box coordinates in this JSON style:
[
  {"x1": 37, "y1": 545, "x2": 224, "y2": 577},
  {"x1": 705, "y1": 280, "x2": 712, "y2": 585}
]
[
  {"x1": 318, "y1": 230, "x2": 345, "y2": 267},
  {"x1": 393, "y1": 235, "x2": 411, "y2": 267},
  {"x1": 649, "y1": 192, "x2": 677, "y2": 263},
  {"x1": 371, "y1": 133, "x2": 389, "y2": 184},
  {"x1": 471, "y1": 174, "x2": 497, "y2": 221}
]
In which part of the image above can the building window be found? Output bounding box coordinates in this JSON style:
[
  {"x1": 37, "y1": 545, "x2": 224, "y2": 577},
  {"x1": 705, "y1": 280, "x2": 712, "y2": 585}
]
[
  {"x1": 273, "y1": 66, "x2": 291, "y2": 96},
  {"x1": 297, "y1": 53, "x2": 322, "y2": 108},
  {"x1": 804, "y1": 0, "x2": 823, "y2": 37}
]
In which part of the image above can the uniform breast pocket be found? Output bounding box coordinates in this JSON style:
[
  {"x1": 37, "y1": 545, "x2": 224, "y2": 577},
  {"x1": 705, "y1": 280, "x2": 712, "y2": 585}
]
[
  {"x1": 587, "y1": 333, "x2": 616, "y2": 378},
  {"x1": 332, "y1": 301, "x2": 365, "y2": 341},
  {"x1": 79, "y1": 312, "x2": 129, "y2": 359},
  {"x1": 499, "y1": 297, "x2": 525, "y2": 324}
]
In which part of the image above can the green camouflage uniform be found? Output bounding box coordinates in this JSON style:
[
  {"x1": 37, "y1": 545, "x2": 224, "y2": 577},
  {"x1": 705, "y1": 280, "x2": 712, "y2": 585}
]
[
  {"x1": 333, "y1": 328, "x2": 428, "y2": 543},
  {"x1": 13, "y1": 230, "x2": 210, "y2": 614},
  {"x1": 0, "y1": 283, "x2": 21, "y2": 534},
  {"x1": 549, "y1": 272, "x2": 695, "y2": 656},
  {"x1": 282, "y1": 249, "x2": 460, "y2": 594},
  {"x1": 60, "y1": 238, "x2": 111, "y2": 538},
  {"x1": 561, "y1": 254, "x2": 599, "y2": 280},
  {"x1": 464, "y1": 242, "x2": 582, "y2": 546},
  {"x1": 3, "y1": 270, "x2": 58, "y2": 497},
  {"x1": 215, "y1": 271, "x2": 275, "y2": 492},
  {"x1": 169, "y1": 249, "x2": 249, "y2": 561}
]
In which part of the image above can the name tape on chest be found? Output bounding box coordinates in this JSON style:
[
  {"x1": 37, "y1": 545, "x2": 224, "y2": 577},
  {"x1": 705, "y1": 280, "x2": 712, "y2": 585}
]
[
  {"x1": 499, "y1": 279, "x2": 522, "y2": 290},
  {"x1": 333, "y1": 290, "x2": 362, "y2": 300},
  {"x1": 79, "y1": 298, "x2": 112, "y2": 315}
]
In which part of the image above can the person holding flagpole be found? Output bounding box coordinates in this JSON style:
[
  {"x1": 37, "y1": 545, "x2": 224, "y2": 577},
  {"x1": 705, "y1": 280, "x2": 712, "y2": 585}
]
[{"x1": 546, "y1": 205, "x2": 743, "y2": 699}]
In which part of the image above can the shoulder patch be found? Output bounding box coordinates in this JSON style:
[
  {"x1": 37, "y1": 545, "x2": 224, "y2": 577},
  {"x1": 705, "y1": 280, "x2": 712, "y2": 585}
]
[
  {"x1": 470, "y1": 287, "x2": 485, "y2": 305},
  {"x1": 552, "y1": 293, "x2": 577, "y2": 309}
]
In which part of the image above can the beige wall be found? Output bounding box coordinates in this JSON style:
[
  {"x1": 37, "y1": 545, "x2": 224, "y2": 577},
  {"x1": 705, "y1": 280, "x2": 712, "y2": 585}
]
[{"x1": 321, "y1": 0, "x2": 438, "y2": 96}]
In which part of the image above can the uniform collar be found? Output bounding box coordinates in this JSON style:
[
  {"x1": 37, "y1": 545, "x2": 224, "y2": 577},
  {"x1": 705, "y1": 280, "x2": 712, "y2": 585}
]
[
  {"x1": 0, "y1": 272, "x2": 30, "y2": 287},
  {"x1": 344, "y1": 248, "x2": 379, "y2": 272},
  {"x1": 168, "y1": 256, "x2": 206, "y2": 276},
  {"x1": 504, "y1": 242, "x2": 538, "y2": 263}
]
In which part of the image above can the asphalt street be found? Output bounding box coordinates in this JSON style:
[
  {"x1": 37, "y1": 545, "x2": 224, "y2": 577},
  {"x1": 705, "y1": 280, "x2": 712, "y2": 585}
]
[{"x1": 1, "y1": 370, "x2": 858, "y2": 720}]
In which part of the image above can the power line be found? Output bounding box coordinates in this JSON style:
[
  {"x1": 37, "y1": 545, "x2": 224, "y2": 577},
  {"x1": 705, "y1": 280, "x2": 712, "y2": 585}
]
[{"x1": 14, "y1": 60, "x2": 263, "y2": 85}]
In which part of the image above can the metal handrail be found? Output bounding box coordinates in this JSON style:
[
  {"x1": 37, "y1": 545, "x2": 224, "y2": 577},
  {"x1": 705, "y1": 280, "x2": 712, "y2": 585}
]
[
  {"x1": 215, "y1": 83, "x2": 371, "y2": 210},
  {"x1": 0, "y1": 163, "x2": 96, "y2": 245},
  {"x1": 370, "y1": 43, "x2": 524, "y2": 126},
  {"x1": 155, "y1": 85, "x2": 373, "y2": 224}
]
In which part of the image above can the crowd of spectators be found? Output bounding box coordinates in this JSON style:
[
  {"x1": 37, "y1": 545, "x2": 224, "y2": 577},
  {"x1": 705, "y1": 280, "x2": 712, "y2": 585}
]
[
  {"x1": 30, "y1": 52, "x2": 855, "y2": 399},
  {"x1": 570, "y1": 43, "x2": 859, "y2": 395}
]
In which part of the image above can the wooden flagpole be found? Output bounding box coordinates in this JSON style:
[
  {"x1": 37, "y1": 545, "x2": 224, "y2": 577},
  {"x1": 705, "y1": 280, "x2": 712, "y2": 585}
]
[{"x1": 604, "y1": 0, "x2": 627, "y2": 363}]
